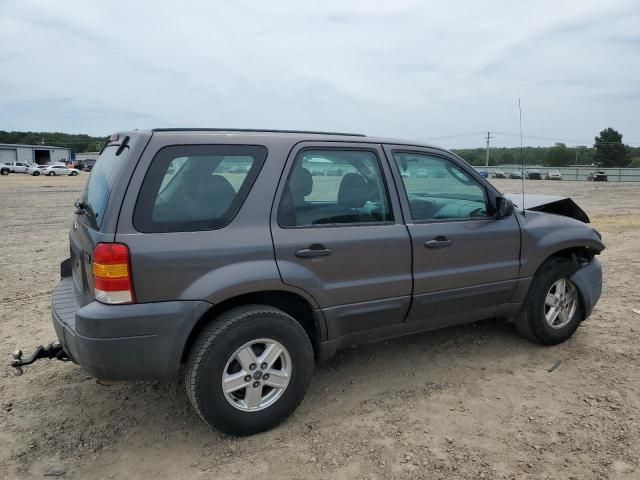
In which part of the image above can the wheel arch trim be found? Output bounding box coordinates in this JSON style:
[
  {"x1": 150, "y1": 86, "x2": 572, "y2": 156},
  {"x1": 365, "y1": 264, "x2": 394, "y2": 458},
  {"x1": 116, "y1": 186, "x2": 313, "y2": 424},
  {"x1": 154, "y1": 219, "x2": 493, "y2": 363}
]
[{"x1": 179, "y1": 288, "x2": 326, "y2": 366}]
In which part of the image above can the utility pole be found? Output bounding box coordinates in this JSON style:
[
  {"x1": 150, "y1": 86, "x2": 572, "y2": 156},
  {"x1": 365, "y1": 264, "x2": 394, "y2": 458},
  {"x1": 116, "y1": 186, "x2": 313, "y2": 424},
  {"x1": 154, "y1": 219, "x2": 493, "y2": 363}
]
[{"x1": 485, "y1": 131, "x2": 493, "y2": 167}]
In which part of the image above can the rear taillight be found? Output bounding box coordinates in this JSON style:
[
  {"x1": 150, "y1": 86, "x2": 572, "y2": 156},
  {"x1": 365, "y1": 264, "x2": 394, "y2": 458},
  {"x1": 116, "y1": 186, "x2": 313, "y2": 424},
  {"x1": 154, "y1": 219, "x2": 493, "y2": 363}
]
[{"x1": 93, "y1": 243, "x2": 135, "y2": 304}]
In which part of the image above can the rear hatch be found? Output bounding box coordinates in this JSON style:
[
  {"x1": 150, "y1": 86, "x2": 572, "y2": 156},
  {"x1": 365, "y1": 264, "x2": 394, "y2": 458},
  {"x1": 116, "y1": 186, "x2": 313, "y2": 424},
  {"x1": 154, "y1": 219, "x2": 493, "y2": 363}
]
[{"x1": 69, "y1": 133, "x2": 147, "y2": 299}]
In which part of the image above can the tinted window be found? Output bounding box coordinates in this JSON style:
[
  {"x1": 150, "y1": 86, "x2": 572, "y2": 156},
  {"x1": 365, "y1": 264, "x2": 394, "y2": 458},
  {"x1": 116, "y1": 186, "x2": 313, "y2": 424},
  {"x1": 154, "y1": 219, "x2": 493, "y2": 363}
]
[
  {"x1": 82, "y1": 146, "x2": 129, "y2": 230},
  {"x1": 393, "y1": 152, "x2": 488, "y2": 221},
  {"x1": 134, "y1": 145, "x2": 267, "y2": 233},
  {"x1": 279, "y1": 149, "x2": 393, "y2": 227}
]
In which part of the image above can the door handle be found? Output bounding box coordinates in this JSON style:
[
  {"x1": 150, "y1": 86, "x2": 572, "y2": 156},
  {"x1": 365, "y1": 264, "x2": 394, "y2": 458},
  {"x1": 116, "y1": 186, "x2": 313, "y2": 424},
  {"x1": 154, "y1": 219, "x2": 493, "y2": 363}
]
[
  {"x1": 295, "y1": 245, "x2": 333, "y2": 258},
  {"x1": 424, "y1": 237, "x2": 453, "y2": 249}
]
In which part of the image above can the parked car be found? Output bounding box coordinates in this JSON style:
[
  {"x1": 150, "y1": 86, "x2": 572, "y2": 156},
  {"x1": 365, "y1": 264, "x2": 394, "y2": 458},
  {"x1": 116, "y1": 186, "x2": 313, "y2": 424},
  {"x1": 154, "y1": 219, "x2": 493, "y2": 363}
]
[
  {"x1": 587, "y1": 171, "x2": 608, "y2": 182},
  {"x1": 13, "y1": 129, "x2": 604, "y2": 436},
  {"x1": 42, "y1": 165, "x2": 80, "y2": 176},
  {"x1": 25, "y1": 164, "x2": 41, "y2": 176},
  {"x1": 492, "y1": 169, "x2": 506, "y2": 179},
  {"x1": 526, "y1": 169, "x2": 542, "y2": 180},
  {"x1": 546, "y1": 170, "x2": 562, "y2": 181},
  {"x1": 83, "y1": 160, "x2": 97, "y2": 172},
  {"x1": 477, "y1": 169, "x2": 489, "y2": 178},
  {"x1": 509, "y1": 170, "x2": 523, "y2": 179}
]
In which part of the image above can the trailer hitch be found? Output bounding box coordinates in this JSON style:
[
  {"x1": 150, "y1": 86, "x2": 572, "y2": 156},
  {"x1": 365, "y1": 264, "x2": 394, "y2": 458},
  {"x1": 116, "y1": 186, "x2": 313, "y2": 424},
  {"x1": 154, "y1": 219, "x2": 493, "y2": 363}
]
[{"x1": 10, "y1": 343, "x2": 69, "y2": 376}]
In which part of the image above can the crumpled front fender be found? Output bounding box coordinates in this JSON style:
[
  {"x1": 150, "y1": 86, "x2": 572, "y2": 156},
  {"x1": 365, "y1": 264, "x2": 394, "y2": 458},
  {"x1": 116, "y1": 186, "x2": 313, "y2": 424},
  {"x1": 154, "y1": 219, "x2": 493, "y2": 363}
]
[{"x1": 570, "y1": 258, "x2": 603, "y2": 319}]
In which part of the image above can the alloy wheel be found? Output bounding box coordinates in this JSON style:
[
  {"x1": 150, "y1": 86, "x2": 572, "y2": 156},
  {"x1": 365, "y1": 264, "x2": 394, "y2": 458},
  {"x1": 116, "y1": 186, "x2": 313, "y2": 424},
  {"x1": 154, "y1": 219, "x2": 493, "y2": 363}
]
[
  {"x1": 544, "y1": 278, "x2": 578, "y2": 329},
  {"x1": 222, "y1": 338, "x2": 292, "y2": 412}
]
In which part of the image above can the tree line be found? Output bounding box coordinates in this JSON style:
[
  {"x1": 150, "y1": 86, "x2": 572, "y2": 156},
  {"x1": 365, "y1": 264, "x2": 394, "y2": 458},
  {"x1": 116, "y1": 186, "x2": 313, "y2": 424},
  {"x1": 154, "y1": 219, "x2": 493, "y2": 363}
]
[
  {"x1": 1, "y1": 127, "x2": 638, "y2": 168},
  {"x1": 454, "y1": 128, "x2": 640, "y2": 168},
  {"x1": 0, "y1": 130, "x2": 105, "y2": 153}
]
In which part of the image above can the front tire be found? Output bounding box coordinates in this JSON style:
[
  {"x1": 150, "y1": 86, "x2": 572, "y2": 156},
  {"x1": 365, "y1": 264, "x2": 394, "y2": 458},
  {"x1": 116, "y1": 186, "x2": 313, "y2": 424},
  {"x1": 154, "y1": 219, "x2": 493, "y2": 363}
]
[
  {"x1": 185, "y1": 305, "x2": 314, "y2": 436},
  {"x1": 33, "y1": 171, "x2": 40, "y2": 176},
  {"x1": 515, "y1": 258, "x2": 583, "y2": 345},
  {"x1": 48, "y1": 171, "x2": 55, "y2": 176}
]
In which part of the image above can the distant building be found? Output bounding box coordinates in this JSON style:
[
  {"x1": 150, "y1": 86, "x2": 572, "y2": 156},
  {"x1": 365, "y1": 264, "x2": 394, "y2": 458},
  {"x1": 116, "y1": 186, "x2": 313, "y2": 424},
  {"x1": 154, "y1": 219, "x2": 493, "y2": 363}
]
[
  {"x1": 0, "y1": 143, "x2": 71, "y2": 165},
  {"x1": 73, "y1": 152, "x2": 100, "y2": 164}
]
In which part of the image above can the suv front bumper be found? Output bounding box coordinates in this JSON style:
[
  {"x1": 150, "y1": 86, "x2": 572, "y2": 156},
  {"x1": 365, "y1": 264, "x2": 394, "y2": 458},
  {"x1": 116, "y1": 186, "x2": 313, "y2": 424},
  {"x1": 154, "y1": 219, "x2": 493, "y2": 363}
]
[{"x1": 52, "y1": 277, "x2": 211, "y2": 380}]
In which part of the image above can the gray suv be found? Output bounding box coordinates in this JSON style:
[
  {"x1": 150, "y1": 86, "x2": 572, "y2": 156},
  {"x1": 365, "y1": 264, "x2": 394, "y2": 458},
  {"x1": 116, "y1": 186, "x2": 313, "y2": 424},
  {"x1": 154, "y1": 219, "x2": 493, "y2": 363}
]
[{"x1": 32, "y1": 129, "x2": 605, "y2": 435}]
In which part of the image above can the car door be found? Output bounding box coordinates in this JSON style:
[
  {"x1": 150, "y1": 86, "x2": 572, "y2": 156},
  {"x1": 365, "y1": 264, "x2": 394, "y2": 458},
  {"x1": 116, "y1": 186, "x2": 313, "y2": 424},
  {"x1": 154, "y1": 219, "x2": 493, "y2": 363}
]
[
  {"x1": 384, "y1": 146, "x2": 521, "y2": 328},
  {"x1": 271, "y1": 142, "x2": 412, "y2": 338}
]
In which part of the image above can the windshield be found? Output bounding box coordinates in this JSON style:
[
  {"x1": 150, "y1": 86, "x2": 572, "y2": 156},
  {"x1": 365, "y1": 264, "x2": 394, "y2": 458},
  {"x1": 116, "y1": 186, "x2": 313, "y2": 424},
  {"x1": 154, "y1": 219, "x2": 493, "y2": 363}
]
[{"x1": 82, "y1": 146, "x2": 128, "y2": 230}]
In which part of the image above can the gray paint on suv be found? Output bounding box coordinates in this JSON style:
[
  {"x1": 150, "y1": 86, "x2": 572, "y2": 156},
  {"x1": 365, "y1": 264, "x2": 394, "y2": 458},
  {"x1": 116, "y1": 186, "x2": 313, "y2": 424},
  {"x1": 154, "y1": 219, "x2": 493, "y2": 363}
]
[{"x1": 48, "y1": 128, "x2": 603, "y2": 435}]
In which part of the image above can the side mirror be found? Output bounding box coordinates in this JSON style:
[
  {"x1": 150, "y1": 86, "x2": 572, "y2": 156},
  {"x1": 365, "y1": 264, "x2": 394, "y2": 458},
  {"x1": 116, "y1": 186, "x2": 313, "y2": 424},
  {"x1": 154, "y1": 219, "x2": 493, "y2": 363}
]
[{"x1": 496, "y1": 196, "x2": 514, "y2": 219}]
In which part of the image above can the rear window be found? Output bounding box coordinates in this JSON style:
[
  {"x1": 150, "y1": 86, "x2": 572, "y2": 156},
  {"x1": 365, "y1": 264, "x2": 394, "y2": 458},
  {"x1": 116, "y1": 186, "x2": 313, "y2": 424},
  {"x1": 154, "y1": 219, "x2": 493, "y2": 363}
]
[
  {"x1": 133, "y1": 145, "x2": 267, "y2": 233},
  {"x1": 82, "y1": 146, "x2": 129, "y2": 230}
]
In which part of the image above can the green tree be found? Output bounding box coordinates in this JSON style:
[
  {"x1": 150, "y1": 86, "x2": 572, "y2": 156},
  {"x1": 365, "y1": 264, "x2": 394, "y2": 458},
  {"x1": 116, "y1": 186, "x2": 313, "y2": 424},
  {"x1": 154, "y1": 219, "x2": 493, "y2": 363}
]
[
  {"x1": 499, "y1": 151, "x2": 515, "y2": 164},
  {"x1": 593, "y1": 128, "x2": 629, "y2": 167},
  {"x1": 629, "y1": 157, "x2": 640, "y2": 168},
  {"x1": 544, "y1": 143, "x2": 573, "y2": 167},
  {"x1": 453, "y1": 149, "x2": 484, "y2": 166},
  {"x1": 575, "y1": 146, "x2": 594, "y2": 166}
]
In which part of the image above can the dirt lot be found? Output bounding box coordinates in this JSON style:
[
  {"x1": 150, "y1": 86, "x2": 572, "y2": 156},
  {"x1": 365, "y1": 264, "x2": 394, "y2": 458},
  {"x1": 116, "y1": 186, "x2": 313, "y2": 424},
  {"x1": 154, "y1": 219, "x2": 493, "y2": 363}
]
[{"x1": 1, "y1": 174, "x2": 639, "y2": 479}]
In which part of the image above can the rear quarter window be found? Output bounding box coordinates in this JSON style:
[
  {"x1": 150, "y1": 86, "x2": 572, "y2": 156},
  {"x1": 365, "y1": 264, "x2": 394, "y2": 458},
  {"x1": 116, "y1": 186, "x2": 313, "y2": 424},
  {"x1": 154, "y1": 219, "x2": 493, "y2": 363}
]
[{"x1": 133, "y1": 145, "x2": 267, "y2": 233}]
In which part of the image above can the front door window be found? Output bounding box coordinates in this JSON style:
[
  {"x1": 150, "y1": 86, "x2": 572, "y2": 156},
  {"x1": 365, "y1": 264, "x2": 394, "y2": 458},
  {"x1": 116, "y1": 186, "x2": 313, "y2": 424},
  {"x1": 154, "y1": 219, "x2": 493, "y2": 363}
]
[{"x1": 393, "y1": 152, "x2": 488, "y2": 221}]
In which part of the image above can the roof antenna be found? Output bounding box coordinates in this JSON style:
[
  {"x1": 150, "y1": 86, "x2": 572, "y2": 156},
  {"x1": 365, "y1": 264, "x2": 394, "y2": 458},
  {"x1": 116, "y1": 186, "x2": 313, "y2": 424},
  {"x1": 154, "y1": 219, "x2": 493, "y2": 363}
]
[{"x1": 518, "y1": 98, "x2": 525, "y2": 217}]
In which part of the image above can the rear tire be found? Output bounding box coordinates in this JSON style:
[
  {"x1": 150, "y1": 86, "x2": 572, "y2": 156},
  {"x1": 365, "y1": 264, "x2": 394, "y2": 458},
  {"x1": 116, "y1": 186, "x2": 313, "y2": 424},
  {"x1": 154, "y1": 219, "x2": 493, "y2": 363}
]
[
  {"x1": 515, "y1": 258, "x2": 583, "y2": 345},
  {"x1": 185, "y1": 305, "x2": 314, "y2": 436},
  {"x1": 71, "y1": 171, "x2": 78, "y2": 176},
  {"x1": 33, "y1": 171, "x2": 40, "y2": 176},
  {"x1": 48, "y1": 171, "x2": 55, "y2": 176},
  {"x1": 0, "y1": 168, "x2": 8, "y2": 175}
]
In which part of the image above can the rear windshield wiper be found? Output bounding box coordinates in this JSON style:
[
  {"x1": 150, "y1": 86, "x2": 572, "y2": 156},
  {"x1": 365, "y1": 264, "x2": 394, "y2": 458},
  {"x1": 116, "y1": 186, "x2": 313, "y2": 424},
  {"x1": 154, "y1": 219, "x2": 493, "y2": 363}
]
[
  {"x1": 116, "y1": 135, "x2": 130, "y2": 156},
  {"x1": 74, "y1": 201, "x2": 98, "y2": 224},
  {"x1": 74, "y1": 200, "x2": 86, "y2": 215}
]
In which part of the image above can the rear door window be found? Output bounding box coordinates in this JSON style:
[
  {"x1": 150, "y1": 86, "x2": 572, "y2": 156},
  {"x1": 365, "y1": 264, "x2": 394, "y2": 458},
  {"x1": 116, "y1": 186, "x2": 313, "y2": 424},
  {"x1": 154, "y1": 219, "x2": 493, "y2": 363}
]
[
  {"x1": 278, "y1": 149, "x2": 393, "y2": 227},
  {"x1": 133, "y1": 145, "x2": 267, "y2": 233}
]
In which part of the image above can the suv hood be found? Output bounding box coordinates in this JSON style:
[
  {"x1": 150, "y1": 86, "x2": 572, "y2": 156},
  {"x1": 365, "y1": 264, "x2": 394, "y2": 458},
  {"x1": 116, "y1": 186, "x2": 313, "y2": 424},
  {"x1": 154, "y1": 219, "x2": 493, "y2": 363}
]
[{"x1": 505, "y1": 193, "x2": 590, "y2": 223}]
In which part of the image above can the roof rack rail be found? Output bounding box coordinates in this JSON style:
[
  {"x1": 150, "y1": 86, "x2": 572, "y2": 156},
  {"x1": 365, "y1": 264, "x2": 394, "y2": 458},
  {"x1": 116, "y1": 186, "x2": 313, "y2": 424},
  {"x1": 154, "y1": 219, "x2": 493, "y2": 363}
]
[{"x1": 151, "y1": 128, "x2": 366, "y2": 137}]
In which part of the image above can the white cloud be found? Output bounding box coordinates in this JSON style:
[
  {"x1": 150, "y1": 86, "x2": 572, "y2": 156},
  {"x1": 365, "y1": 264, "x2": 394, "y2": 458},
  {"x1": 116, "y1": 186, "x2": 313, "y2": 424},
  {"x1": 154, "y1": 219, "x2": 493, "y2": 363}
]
[{"x1": 1, "y1": 0, "x2": 638, "y2": 147}]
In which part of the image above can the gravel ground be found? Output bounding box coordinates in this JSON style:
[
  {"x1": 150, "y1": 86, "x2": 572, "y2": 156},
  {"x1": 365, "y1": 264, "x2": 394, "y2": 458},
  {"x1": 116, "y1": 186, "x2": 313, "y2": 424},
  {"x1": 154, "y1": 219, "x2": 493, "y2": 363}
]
[{"x1": 0, "y1": 174, "x2": 639, "y2": 480}]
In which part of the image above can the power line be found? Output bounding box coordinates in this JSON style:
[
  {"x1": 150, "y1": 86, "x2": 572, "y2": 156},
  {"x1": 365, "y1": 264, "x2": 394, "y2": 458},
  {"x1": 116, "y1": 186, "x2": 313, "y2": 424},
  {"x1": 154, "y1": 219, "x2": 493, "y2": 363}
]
[
  {"x1": 417, "y1": 131, "x2": 640, "y2": 147},
  {"x1": 493, "y1": 131, "x2": 640, "y2": 146},
  {"x1": 416, "y1": 131, "x2": 487, "y2": 141}
]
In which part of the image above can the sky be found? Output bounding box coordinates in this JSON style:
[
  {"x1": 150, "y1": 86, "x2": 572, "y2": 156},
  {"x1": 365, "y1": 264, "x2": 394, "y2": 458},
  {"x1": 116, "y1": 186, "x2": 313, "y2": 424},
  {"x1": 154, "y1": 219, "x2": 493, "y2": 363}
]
[{"x1": 0, "y1": 0, "x2": 639, "y2": 148}]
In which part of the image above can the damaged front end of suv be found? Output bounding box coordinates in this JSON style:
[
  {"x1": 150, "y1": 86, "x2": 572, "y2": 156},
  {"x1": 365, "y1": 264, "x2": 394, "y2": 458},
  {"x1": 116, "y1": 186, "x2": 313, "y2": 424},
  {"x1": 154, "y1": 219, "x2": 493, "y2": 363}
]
[{"x1": 506, "y1": 193, "x2": 604, "y2": 323}]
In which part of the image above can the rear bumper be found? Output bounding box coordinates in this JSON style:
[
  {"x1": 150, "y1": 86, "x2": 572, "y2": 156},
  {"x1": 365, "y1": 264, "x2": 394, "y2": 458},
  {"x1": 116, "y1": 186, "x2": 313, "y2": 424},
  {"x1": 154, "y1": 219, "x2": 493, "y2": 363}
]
[{"x1": 52, "y1": 277, "x2": 211, "y2": 380}]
